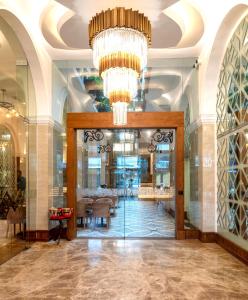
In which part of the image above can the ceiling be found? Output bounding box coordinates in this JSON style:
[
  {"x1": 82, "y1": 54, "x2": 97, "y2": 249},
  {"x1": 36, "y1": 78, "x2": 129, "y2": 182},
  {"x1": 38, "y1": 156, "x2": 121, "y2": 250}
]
[
  {"x1": 1, "y1": 0, "x2": 246, "y2": 116},
  {"x1": 41, "y1": 0, "x2": 204, "y2": 50},
  {"x1": 47, "y1": 0, "x2": 203, "y2": 113}
]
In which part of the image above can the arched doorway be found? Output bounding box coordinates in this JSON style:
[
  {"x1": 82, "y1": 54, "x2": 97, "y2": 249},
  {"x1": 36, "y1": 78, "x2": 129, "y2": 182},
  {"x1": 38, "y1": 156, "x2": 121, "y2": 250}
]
[{"x1": 0, "y1": 12, "x2": 37, "y2": 263}]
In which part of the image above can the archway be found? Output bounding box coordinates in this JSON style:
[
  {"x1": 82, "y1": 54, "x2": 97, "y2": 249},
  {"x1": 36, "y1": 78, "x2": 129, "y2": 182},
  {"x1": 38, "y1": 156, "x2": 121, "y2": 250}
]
[{"x1": 200, "y1": 4, "x2": 248, "y2": 116}]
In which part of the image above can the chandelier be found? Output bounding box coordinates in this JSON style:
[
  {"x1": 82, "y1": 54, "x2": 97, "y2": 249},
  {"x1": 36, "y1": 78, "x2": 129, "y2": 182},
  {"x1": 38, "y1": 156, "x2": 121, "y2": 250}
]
[{"x1": 89, "y1": 7, "x2": 151, "y2": 125}]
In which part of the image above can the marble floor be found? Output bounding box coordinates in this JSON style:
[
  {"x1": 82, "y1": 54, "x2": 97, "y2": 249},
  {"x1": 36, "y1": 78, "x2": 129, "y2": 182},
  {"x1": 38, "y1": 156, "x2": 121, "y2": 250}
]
[
  {"x1": 77, "y1": 199, "x2": 175, "y2": 238},
  {"x1": 0, "y1": 240, "x2": 27, "y2": 265},
  {"x1": 0, "y1": 239, "x2": 248, "y2": 299},
  {"x1": 0, "y1": 220, "x2": 27, "y2": 264}
]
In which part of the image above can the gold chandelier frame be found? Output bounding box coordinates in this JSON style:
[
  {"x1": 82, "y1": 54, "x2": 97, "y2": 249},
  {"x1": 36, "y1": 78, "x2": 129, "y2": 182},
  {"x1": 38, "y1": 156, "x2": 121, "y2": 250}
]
[
  {"x1": 99, "y1": 52, "x2": 140, "y2": 76},
  {"x1": 89, "y1": 7, "x2": 151, "y2": 48}
]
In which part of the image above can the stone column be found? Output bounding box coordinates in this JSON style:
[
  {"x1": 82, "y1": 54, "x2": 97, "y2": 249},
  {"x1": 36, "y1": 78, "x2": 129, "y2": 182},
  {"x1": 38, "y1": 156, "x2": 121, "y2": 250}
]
[
  {"x1": 36, "y1": 120, "x2": 54, "y2": 231},
  {"x1": 27, "y1": 122, "x2": 37, "y2": 231},
  {"x1": 27, "y1": 118, "x2": 54, "y2": 236},
  {"x1": 189, "y1": 115, "x2": 217, "y2": 232},
  {"x1": 53, "y1": 122, "x2": 64, "y2": 208}
]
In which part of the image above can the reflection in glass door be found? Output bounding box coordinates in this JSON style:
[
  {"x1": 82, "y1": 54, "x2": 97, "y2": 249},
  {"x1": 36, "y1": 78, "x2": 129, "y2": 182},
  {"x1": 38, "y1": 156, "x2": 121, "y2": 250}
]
[{"x1": 76, "y1": 128, "x2": 176, "y2": 238}]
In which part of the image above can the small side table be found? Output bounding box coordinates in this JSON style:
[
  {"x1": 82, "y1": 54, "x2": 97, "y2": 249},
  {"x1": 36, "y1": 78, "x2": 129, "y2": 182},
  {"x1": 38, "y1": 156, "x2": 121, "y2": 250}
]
[{"x1": 49, "y1": 215, "x2": 72, "y2": 244}]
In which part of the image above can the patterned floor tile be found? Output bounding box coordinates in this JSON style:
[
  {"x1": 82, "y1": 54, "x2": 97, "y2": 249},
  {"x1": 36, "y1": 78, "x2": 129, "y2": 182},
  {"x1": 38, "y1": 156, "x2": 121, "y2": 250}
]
[{"x1": 77, "y1": 198, "x2": 175, "y2": 238}]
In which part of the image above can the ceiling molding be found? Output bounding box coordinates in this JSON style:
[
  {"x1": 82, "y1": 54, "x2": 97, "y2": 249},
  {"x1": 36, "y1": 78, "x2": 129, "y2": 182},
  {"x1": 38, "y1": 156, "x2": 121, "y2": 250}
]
[{"x1": 163, "y1": 0, "x2": 204, "y2": 48}]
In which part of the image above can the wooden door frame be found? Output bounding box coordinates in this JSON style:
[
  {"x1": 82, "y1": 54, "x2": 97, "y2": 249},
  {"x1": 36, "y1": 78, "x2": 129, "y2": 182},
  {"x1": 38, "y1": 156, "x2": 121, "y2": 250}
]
[{"x1": 66, "y1": 112, "x2": 185, "y2": 239}]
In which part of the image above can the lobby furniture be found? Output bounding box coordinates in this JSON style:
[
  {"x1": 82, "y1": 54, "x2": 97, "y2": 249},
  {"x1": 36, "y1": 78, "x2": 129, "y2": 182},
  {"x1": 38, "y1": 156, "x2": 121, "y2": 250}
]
[
  {"x1": 49, "y1": 208, "x2": 73, "y2": 244},
  {"x1": 80, "y1": 193, "x2": 118, "y2": 215},
  {"x1": 137, "y1": 187, "x2": 174, "y2": 200},
  {"x1": 6, "y1": 206, "x2": 25, "y2": 238},
  {"x1": 77, "y1": 201, "x2": 90, "y2": 228},
  {"x1": 92, "y1": 202, "x2": 111, "y2": 228},
  {"x1": 96, "y1": 198, "x2": 116, "y2": 215}
]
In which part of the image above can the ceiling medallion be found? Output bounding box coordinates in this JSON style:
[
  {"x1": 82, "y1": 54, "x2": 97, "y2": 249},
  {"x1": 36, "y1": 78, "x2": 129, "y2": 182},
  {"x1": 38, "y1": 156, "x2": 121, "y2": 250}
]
[{"x1": 89, "y1": 7, "x2": 151, "y2": 125}]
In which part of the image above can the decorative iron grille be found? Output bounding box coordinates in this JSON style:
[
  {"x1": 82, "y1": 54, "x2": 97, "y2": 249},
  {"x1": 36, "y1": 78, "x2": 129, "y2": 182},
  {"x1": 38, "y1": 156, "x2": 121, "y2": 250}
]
[
  {"x1": 0, "y1": 126, "x2": 15, "y2": 195},
  {"x1": 217, "y1": 15, "x2": 248, "y2": 248},
  {"x1": 84, "y1": 129, "x2": 104, "y2": 143},
  {"x1": 97, "y1": 144, "x2": 112, "y2": 153}
]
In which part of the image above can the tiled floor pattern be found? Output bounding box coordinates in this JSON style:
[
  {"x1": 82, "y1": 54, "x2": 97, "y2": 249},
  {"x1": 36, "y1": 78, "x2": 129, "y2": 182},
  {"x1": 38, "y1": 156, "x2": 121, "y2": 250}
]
[
  {"x1": 77, "y1": 199, "x2": 175, "y2": 238},
  {"x1": 0, "y1": 239, "x2": 248, "y2": 299}
]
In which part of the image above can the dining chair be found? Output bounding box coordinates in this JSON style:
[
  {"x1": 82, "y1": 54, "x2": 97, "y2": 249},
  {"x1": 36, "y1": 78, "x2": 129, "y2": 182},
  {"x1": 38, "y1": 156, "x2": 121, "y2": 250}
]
[
  {"x1": 77, "y1": 201, "x2": 91, "y2": 228},
  {"x1": 96, "y1": 197, "x2": 116, "y2": 215},
  {"x1": 6, "y1": 206, "x2": 25, "y2": 238},
  {"x1": 92, "y1": 202, "x2": 111, "y2": 228}
]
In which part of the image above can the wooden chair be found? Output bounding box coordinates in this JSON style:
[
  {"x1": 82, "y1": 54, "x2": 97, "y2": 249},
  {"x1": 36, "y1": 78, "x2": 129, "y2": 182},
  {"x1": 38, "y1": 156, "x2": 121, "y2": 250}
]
[{"x1": 92, "y1": 202, "x2": 111, "y2": 228}]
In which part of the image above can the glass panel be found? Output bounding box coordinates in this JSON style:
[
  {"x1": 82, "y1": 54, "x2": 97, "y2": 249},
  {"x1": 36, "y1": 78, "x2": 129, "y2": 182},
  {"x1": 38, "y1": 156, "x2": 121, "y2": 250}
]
[
  {"x1": 125, "y1": 129, "x2": 176, "y2": 238},
  {"x1": 76, "y1": 128, "x2": 176, "y2": 239},
  {"x1": 76, "y1": 129, "x2": 125, "y2": 238},
  {"x1": 0, "y1": 16, "x2": 34, "y2": 263}
]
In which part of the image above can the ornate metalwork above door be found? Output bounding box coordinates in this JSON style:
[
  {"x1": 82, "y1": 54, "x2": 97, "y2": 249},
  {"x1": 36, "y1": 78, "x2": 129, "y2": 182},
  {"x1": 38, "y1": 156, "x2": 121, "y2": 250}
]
[
  {"x1": 152, "y1": 129, "x2": 173, "y2": 143},
  {"x1": 84, "y1": 129, "x2": 104, "y2": 143},
  {"x1": 97, "y1": 144, "x2": 112, "y2": 153},
  {"x1": 147, "y1": 129, "x2": 175, "y2": 152}
]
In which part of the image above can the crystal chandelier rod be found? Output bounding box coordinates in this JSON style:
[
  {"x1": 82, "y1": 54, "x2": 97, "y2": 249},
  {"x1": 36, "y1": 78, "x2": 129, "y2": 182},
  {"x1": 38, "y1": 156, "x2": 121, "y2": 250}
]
[{"x1": 89, "y1": 7, "x2": 151, "y2": 125}]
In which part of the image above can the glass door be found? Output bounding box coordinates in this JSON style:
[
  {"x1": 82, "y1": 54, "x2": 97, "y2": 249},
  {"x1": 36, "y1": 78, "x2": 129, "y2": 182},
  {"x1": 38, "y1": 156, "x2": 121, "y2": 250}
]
[
  {"x1": 76, "y1": 128, "x2": 176, "y2": 239},
  {"x1": 114, "y1": 130, "x2": 140, "y2": 237},
  {"x1": 124, "y1": 129, "x2": 176, "y2": 238},
  {"x1": 76, "y1": 129, "x2": 125, "y2": 238}
]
